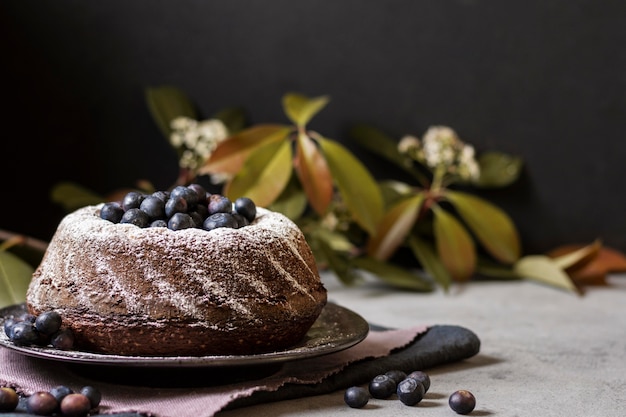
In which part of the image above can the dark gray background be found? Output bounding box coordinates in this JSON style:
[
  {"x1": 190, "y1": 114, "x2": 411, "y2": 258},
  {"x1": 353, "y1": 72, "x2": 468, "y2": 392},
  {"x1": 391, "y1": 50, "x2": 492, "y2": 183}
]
[{"x1": 2, "y1": 0, "x2": 625, "y2": 255}]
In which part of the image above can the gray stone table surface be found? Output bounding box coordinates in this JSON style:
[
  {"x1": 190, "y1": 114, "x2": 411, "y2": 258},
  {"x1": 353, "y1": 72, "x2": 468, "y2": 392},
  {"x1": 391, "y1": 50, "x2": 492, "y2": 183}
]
[{"x1": 218, "y1": 271, "x2": 626, "y2": 417}]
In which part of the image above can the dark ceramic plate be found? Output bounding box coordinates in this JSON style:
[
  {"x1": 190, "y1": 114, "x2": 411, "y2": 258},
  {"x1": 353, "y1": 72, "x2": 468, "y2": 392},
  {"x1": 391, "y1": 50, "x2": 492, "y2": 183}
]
[{"x1": 0, "y1": 302, "x2": 369, "y2": 368}]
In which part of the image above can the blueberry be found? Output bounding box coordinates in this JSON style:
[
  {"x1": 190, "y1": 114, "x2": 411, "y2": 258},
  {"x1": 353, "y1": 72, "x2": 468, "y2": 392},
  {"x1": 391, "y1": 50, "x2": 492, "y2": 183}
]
[
  {"x1": 188, "y1": 183, "x2": 207, "y2": 203},
  {"x1": 449, "y1": 390, "x2": 476, "y2": 415},
  {"x1": 49, "y1": 385, "x2": 74, "y2": 403},
  {"x1": 151, "y1": 190, "x2": 169, "y2": 202},
  {"x1": 0, "y1": 387, "x2": 19, "y2": 412},
  {"x1": 50, "y1": 328, "x2": 75, "y2": 350},
  {"x1": 79, "y1": 385, "x2": 102, "y2": 408},
  {"x1": 169, "y1": 185, "x2": 192, "y2": 201},
  {"x1": 203, "y1": 213, "x2": 238, "y2": 231},
  {"x1": 169, "y1": 185, "x2": 199, "y2": 209},
  {"x1": 397, "y1": 377, "x2": 425, "y2": 406},
  {"x1": 232, "y1": 213, "x2": 249, "y2": 228},
  {"x1": 3, "y1": 317, "x2": 18, "y2": 338},
  {"x1": 165, "y1": 196, "x2": 188, "y2": 218},
  {"x1": 344, "y1": 386, "x2": 369, "y2": 408},
  {"x1": 368, "y1": 374, "x2": 396, "y2": 399},
  {"x1": 208, "y1": 194, "x2": 232, "y2": 215},
  {"x1": 27, "y1": 391, "x2": 58, "y2": 416},
  {"x1": 189, "y1": 211, "x2": 205, "y2": 228},
  {"x1": 385, "y1": 369, "x2": 407, "y2": 386},
  {"x1": 99, "y1": 202, "x2": 124, "y2": 223},
  {"x1": 18, "y1": 313, "x2": 37, "y2": 323},
  {"x1": 194, "y1": 203, "x2": 209, "y2": 219},
  {"x1": 234, "y1": 197, "x2": 257, "y2": 222},
  {"x1": 121, "y1": 191, "x2": 145, "y2": 211},
  {"x1": 150, "y1": 219, "x2": 168, "y2": 228},
  {"x1": 120, "y1": 208, "x2": 150, "y2": 228},
  {"x1": 60, "y1": 393, "x2": 92, "y2": 417},
  {"x1": 34, "y1": 310, "x2": 62, "y2": 336},
  {"x1": 168, "y1": 212, "x2": 195, "y2": 231},
  {"x1": 139, "y1": 195, "x2": 166, "y2": 220},
  {"x1": 407, "y1": 370, "x2": 430, "y2": 392},
  {"x1": 9, "y1": 321, "x2": 39, "y2": 346}
]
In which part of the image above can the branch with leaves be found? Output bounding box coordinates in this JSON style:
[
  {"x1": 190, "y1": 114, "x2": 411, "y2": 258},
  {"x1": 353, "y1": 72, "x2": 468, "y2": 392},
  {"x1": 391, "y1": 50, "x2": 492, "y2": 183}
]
[{"x1": 5, "y1": 88, "x2": 623, "y2": 306}]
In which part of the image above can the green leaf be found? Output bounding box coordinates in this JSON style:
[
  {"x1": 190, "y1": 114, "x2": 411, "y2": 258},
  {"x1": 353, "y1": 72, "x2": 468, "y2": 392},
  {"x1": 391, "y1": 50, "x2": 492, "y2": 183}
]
[
  {"x1": 349, "y1": 123, "x2": 405, "y2": 166},
  {"x1": 50, "y1": 182, "x2": 104, "y2": 212},
  {"x1": 225, "y1": 140, "x2": 292, "y2": 208},
  {"x1": 445, "y1": 190, "x2": 521, "y2": 264},
  {"x1": 367, "y1": 194, "x2": 424, "y2": 260},
  {"x1": 268, "y1": 177, "x2": 308, "y2": 220},
  {"x1": 200, "y1": 124, "x2": 291, "y2": 175},
  {"x1": 349, "y1": 124, "x2": 424, "y2": 181},
  {"x1": 213, "y1": 106, "x2": 247, "y2": 134},
  {"x1": 282, "y1": 93, "x2": 330, "y2": 127},
  {"x1": 294, "y1": 132, "x2": 334, "y2": 216},
  {"x1": 379, "y1": 180, "x2": 415, "y2": 207},
  {"x1": 0, "y1": 250, "x2": 34, "y2": 308},
  {"x1": 474, "y1": 151, "x2": 523, "y2": 188},
  {"x1": 476, "y1": 258, "x2": 522, "y2": 280},
  {"x1": 513, "y1": 255, "x2": 578, "y2": 293},
  {"x1": 318, "y1": 137, "x2": 384, "y2": 235},
  {"x1": 313, "y1": 234, "x2": 362, "y2": 286},
  {"x1": 408, "y1": 235, "x2": 452, "y2": 291},
  {"x1": 351, "y1": 256, "x2": 433, "y2": 291},
  {"x1": 432, "y1": 205, "x2": 476, "y2": 281},
  {"x1": 145, "y1": 86, "x2": 198, "y2": 140}
]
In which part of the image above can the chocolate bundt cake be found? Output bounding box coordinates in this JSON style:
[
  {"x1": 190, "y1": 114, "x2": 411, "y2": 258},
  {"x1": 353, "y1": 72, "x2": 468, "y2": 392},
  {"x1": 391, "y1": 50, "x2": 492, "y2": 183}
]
[{"x1": 26, "y1": 189, "x2": 327, "y2": 356}]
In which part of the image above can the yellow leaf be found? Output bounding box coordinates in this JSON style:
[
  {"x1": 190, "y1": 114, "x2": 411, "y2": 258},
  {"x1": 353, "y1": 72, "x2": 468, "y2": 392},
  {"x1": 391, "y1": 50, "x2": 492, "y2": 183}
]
[
  {"x1": 549, "y1": 239, "x2": 602, "y2": 271},
  {"x1": 474, "y1": 151, "x2": 523, "y2": 188},
  {"x1": 514, "y1": 255, "x2": 578, "y2": 293},
  {"x1": 318, "y1": 138, "x2": 383, "y2": 235},
  {"x1": 408, "y1": 235, "x2": 452, "y2": 291},
  {"x1": 50, "y1": 182, "x2": 105, "y2": 212},
  {"x1": 224, "y1": 140, "x2": 292, "y2": 207},
  {"x1": 433, "y1": 206, "x2": 476, "y2": 281},
  {"x1": 445, "y1": 190, "x2": 521, "y2": 264},
  {"x1": 282, "y1": 93, "x2": 330, "y2": 127},
  {"x1": 367, "y1": 194, "x2": 424, "y2": 260},
  {"x1": 294, "y1": 132, "x2": 333, "y2": 216},
  {"x1": 199, "y1": 124, "x2": 291, "y2": 175},
  {"x1": 268, "y1": 178, "x2": 308, "y2": 220},
  {"x1": 0, "y1": 251, "x2": 34, "y2": 308}
]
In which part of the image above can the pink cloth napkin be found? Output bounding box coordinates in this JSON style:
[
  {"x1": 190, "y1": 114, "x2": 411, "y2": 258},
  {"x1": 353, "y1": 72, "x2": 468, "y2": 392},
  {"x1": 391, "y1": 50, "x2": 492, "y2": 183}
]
[{"x1": 0, "y1": 325, "x2": 426, "y2": 417}]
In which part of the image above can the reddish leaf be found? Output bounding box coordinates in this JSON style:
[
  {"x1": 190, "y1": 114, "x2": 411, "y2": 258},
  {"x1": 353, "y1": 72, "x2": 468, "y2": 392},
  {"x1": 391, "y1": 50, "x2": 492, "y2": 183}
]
[
  {"x1": 433, "y1": 206, "x2": 476, "y2": 281},
  {"x1": 293, "y1": 132, "x2": 333, "y2": 216},
  {"x1": 548, "y1": 243, "x2": 626, "y2": 285},
  {"x1": 367, "y1": 194, "x2": 424, "y2": 260},
  {"x1": 198, "y1": 124, "x2": 290, "y2": 175}
]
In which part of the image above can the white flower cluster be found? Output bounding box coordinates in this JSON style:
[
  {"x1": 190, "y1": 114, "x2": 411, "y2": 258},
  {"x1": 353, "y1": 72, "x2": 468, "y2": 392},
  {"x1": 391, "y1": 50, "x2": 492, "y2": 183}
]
[
  {"x1": 169, "y1": 117, "x2": 229, "y2": 170},
  {"x1": 398, "y1": 125, "x2": 480, "y2": 182}
]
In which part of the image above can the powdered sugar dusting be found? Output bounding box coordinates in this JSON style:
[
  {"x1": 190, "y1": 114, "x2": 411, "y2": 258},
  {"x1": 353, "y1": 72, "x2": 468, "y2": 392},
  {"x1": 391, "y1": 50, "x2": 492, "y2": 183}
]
[{"x1": 27, "y1": 204, "x2": 327, "y2": 333}]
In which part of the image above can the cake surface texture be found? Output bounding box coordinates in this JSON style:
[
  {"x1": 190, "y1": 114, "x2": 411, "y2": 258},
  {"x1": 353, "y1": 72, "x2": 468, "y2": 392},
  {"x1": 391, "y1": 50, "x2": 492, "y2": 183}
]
[{"x1": 26, "y1": 204, "x2": 327, "y2": 356}]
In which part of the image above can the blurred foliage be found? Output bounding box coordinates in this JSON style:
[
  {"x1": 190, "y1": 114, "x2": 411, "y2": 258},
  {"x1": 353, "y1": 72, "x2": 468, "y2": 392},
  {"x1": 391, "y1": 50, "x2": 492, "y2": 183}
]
[{"x1": 4, "y1": 87, "x2": 623, "y2": 307}]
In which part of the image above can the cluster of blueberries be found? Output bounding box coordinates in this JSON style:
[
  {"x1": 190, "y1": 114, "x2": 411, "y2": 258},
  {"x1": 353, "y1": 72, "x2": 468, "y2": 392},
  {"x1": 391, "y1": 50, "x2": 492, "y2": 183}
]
[
  {"x1": 344, "y1": 370, "x2": 475, "y2": 414},
  {"x1": 0, "y1": 384, "x2": 101, "y2": 416},
  {"x1": 100, "y1": 183, "x2": 257, "y2": 232},
  {"x1": 3, "y1": 310, "x2": 74, "y2": 350}
]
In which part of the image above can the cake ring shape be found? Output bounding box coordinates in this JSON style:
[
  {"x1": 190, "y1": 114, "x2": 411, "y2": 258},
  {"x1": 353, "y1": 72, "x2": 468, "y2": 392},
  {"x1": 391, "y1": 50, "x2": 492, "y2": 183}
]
[{"x1": 26, "y1": 204, "x2": 327, "y2": 356}]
